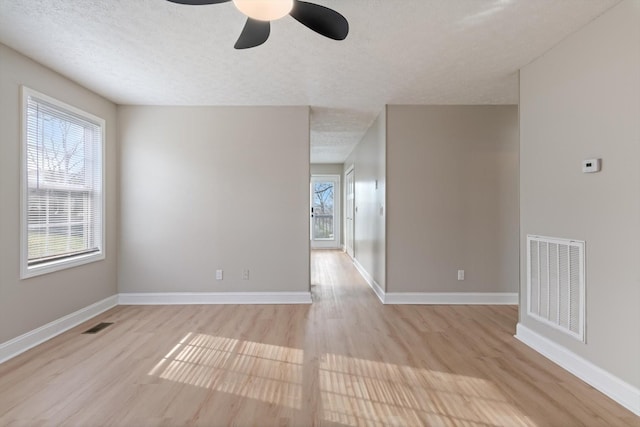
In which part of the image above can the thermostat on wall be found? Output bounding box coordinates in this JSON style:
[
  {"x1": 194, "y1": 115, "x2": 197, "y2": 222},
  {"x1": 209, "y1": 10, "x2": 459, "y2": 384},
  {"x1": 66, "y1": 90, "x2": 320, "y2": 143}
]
[{"x1": 582, "y1": 158, "x2": 601, "y2": 173}]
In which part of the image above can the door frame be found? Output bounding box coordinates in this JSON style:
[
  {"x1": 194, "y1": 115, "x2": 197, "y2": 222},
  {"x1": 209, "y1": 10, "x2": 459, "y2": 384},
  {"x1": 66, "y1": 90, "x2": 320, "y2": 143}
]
[
  {"x1": 344, "y1": 165, "x2": 355, "y2": 258},
  {"x1": 310, "y1": 174, "x2": 341, "y2": 249}
]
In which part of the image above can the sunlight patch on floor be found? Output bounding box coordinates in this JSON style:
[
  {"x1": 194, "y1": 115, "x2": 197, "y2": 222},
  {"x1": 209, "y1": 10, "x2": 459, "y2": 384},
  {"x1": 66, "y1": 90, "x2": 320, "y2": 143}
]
[
  {"x1": 148, "y1": 332, "x2": 303, "y2": 410},
  {"x1": 149, "y1": 333, "x2": 537, "y2": 425},
  {"x1": 319, "y1": 353, "x2": 536, "y2": 427}
]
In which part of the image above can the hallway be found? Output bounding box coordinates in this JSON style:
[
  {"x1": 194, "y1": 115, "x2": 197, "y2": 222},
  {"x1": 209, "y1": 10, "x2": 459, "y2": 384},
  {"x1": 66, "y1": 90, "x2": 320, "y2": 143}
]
[{"x1": 311, "y1": 249, "x2": 379, "y2": 304}]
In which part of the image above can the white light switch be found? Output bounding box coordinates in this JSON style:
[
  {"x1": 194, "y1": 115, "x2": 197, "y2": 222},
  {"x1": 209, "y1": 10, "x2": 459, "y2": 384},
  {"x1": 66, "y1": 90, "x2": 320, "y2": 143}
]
[
  {"x1": 457, "y1": 270, "x2": 465, "y2": 281},
  {"x1": 216, "y1": 269, "x2": 223, "y2": 280}
]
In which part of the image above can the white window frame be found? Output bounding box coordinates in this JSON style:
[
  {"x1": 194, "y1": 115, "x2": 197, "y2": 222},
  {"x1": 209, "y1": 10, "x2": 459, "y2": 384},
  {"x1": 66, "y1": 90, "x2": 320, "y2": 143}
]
[{"x1": 20, "y1": 86, "x2": 106, "y2": 279}]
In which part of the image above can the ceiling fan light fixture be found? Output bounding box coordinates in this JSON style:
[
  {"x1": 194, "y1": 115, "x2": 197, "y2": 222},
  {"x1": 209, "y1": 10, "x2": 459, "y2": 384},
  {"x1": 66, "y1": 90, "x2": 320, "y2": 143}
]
[{"x1": 232, "y1": 0, "x2": 294, "y2": 21}]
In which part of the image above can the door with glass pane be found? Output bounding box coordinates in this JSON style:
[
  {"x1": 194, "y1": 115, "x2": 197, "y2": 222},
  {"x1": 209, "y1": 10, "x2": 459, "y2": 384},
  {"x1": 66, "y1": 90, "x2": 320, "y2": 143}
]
[{"x1": 310, "y1": 175, "x2": 340, "y2": 249}]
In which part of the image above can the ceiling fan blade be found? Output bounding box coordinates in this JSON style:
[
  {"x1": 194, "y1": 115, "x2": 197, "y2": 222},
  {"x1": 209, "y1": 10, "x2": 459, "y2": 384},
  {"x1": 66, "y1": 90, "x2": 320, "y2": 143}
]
[
  {"x1": 289, "y1": 0, "x2": 349, "y2": 41},
  {"x1": 234, "y1": 18, "x2": 271, "y2": 49},
  {"x1": 166, "y1": 0, "x2": 230, "y2": 4}
]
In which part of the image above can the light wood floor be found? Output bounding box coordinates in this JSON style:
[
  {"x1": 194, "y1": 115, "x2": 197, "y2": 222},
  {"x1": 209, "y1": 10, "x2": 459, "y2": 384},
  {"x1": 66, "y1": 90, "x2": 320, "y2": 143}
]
[{"x1": 0, "y1": 250, "x2": 636, "y2": 426}]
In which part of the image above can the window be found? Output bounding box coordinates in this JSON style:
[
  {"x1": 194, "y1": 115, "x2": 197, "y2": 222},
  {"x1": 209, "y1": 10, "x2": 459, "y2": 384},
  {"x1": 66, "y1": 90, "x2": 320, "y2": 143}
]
[{"x1": 21, "y1": 87, "x2": 105, "y2": 278}]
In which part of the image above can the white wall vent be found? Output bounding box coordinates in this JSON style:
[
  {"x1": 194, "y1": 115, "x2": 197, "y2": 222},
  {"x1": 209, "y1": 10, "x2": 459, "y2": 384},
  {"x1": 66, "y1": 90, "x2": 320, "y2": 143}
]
[{"x1": 527, "y1": 235, "x2": 585, "y2": 342}]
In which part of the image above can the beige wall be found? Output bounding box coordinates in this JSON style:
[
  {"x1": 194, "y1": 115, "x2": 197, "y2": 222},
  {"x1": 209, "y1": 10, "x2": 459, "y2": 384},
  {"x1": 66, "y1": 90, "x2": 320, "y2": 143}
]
[
  {"x1": 0, "y1": 44, "x2": 118, "y2": 343},
  {"x1": 344, "y1": 110, "x2": 386, "y2": 290},
  {"x1": 310, "y1": 164, "x2": 343, "y2": 176},
  {"x1": 386, "y1": 105, "x2": 519, "y2": 293},
  {"x1": 118, "y1": 106, "x2": 310, "y2": 293},
  {"x1": 310, "y1": 163, "x2": 344, "y2": 247},
  {"x1": 520, "y1": 0, "x2": 639, "y2": 388}
]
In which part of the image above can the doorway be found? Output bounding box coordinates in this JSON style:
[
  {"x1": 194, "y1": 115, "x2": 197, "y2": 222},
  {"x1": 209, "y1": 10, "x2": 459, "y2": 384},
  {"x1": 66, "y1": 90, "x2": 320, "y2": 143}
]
[{"x1": 310, "y1": 175, "x2": 340, "y2": 249}]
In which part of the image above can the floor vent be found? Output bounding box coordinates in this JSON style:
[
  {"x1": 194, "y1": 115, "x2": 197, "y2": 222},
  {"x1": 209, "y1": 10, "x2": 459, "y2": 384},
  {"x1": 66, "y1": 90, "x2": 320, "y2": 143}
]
[
  {"x1": 82, "y1": 322, "x2": 113, "y2": 334},
  {"x1": 527, "y1": 235, "x2": 585, "y2": 342}
]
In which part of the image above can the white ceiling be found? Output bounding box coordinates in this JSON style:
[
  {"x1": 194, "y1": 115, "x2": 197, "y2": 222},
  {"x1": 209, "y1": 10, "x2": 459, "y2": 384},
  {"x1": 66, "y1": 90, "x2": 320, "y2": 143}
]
[{"x1": 0, "y1": 0, "x2": 620, "y2": 163}]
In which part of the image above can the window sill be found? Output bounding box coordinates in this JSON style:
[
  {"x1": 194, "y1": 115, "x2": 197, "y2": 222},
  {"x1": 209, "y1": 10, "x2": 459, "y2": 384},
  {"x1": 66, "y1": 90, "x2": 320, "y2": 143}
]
[{"x1": 21, "y1": 251, "x2": 105, "y2": 279}]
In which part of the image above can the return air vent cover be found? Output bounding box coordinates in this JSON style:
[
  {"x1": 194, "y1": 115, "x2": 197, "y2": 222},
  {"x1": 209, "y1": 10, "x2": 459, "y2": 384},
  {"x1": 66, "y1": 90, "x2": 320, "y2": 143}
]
[{"x1": 527, "y1": 235, "x2": 585, "y2": 342}]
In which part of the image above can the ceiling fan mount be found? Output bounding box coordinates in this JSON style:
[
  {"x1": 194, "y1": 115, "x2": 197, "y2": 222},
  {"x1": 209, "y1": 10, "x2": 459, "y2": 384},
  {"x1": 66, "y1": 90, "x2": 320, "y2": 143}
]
[{"x1": 167, "y1": 0, "x2": 349, "y2": 49}]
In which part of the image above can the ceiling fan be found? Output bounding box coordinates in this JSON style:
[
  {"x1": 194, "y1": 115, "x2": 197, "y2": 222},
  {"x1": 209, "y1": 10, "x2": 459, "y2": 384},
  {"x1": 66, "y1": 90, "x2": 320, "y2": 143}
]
[{"x1": 167, "y1": 0, "x2": 349, "y2": 49}]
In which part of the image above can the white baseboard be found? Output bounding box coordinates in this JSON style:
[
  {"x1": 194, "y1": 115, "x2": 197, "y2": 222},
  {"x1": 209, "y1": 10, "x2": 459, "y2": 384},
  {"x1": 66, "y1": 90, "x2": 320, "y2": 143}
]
[
  {"x1": 353, "y1": 259, "x2": 385, "y2": 303},
  {"x1": 516, "y1": 323, "x2": 640, "y2": 416},
  {"x1": 0, "y1": 291, "x2": 311, "y2": 365},
  {"x1": 118, "y1": 292, "x2": 313, "y2": 305},
  {"x1": 351, "y1": 259, "x2": 517, "y2": 306},
  {"x1": 384, "y1": 292, "x2": 518, "y2": 305},
  {"x1": 0, "y1": 295, "x2": 118, "y2": 364}
]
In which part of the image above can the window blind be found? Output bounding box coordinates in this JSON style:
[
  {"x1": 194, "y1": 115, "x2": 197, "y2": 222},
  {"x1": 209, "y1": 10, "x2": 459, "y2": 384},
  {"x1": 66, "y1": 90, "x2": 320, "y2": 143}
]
[{"x1": 25, "y1": 93, "x2": 103, "y2": 266}]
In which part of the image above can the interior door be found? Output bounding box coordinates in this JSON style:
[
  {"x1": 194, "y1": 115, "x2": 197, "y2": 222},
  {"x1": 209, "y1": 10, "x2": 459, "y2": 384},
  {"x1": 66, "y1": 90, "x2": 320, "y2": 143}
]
[
  {"x1": 345, "y1": 168, "x2": 354, "y2": 258},
  {"x1": 310, "y1": 175, "x2": 340, "y2": 249}
]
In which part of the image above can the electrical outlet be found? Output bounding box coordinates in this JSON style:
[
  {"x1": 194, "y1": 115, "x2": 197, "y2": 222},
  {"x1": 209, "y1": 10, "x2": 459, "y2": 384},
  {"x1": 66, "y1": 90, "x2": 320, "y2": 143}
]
[
  {"x1": 457, "y1": 270, "x2": 465, "y2": 281},
  {"x1": 242, "y1": 269, "x2": 250, "y2": 280},
  {"x1": 216, "y1": 269, "x2": 223, "y2": 280}
]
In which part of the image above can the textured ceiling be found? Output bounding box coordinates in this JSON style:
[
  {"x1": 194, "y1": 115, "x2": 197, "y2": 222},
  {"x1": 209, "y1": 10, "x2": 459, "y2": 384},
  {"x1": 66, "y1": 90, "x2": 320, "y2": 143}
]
[{"x1": 0, "y1": 0, "x2": 620, "y2": 163}]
